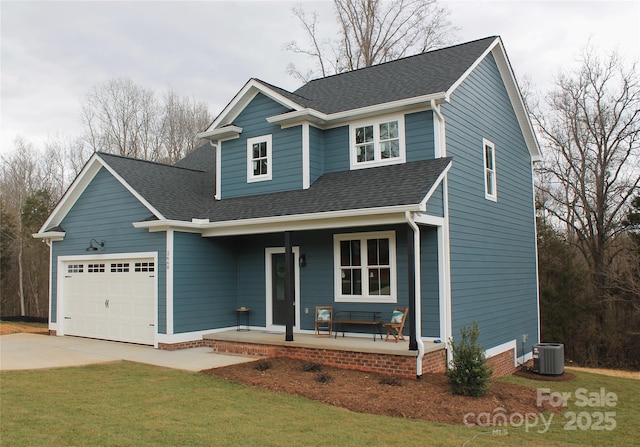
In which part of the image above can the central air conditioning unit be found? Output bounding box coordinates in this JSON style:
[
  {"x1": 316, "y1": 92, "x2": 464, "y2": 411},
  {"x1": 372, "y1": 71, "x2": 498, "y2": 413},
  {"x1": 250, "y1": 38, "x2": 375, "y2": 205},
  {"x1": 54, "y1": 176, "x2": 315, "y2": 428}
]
[{"x1": 532, "y1": 343, "x2": 564, "y2": 375}]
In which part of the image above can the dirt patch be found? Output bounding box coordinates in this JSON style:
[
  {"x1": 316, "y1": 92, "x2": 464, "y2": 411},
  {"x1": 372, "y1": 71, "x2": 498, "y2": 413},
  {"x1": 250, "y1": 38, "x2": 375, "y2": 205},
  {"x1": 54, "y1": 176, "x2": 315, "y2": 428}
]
[
  {"x1": 202, "y1": 357, "x2": 562, "y2": 425},
  {"x1": 0, "y1": 323, "x2": 48, "y2": 335}
]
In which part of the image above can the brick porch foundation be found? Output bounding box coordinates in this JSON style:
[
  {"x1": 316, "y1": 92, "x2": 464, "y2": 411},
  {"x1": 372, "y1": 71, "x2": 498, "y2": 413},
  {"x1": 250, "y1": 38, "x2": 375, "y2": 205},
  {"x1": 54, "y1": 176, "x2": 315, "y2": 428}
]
[{"x1": 205, "y1": 339, "x2": 446, "y2": 379}]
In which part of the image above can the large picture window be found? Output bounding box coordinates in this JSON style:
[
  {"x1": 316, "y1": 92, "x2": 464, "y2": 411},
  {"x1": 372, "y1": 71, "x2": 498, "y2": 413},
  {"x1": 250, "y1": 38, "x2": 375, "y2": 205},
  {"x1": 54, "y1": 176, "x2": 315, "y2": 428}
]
[
  {"x1": 247, "y1": 134, "x2": 272, "y2": 182},
  {"x1": 350, "y1": 115, "x2": 405, "y2": 169},
  {"x1": 334, "y1": 231, "x2": 397, "y2": 303},
  {"x1": 483, "y1": 138, "x2": 497, "y2": 201}
]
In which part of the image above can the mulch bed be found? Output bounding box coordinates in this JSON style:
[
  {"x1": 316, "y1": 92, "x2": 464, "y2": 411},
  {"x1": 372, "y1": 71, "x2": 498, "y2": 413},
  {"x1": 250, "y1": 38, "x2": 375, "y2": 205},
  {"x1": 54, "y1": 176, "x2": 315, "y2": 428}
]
[{"x1": 201, "y1": 357, "x2": 567, "y2": 425}]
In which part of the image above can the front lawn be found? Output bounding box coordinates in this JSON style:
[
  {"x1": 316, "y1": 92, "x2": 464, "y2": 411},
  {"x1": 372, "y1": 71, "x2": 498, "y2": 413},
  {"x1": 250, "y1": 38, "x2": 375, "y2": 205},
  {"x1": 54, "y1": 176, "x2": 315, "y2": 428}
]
[{"x1": 1, "y1": 362, "x2": 637, "y2": 446}]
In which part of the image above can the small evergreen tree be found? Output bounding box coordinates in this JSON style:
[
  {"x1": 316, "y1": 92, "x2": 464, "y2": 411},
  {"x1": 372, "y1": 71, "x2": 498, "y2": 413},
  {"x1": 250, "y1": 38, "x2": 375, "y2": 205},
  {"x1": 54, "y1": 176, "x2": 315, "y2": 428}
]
[{"x1": 446, "y1": 322, "x2": 493, "y2": 397}]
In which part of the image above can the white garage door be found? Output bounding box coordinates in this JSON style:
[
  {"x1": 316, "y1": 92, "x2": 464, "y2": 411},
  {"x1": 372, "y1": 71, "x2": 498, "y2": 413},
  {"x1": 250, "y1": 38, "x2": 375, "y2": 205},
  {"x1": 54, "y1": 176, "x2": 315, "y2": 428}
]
[{"x1": 62, "y1": 258, "x2": 156, "y2": 345}]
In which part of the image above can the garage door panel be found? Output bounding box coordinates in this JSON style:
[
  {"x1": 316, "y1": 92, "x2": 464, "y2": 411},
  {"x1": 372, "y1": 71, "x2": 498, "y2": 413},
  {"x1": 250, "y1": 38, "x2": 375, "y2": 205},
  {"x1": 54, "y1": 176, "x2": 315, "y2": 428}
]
[{"x1": 62, "y1": 258, "x2": 156, "y2": 345}]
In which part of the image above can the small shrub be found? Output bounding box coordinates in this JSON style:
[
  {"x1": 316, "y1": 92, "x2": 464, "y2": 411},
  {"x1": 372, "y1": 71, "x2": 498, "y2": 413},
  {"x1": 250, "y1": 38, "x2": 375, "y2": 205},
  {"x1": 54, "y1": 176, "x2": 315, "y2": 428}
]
[
  {"x1": 379, "y1": 375, "x2": 403, "y2": 386},
  {"x1": 253, "y1": 360, "x2": 272, "y2": 371},
  {"x1": 446, "y1": 321, "x2": 493, "y2": 397},
  {"x1": 302, "y1": 362, "x2": 323, "y2": 372},
  {"x1": 315, "y1": 372, "x2": 332, "y2": 383}
]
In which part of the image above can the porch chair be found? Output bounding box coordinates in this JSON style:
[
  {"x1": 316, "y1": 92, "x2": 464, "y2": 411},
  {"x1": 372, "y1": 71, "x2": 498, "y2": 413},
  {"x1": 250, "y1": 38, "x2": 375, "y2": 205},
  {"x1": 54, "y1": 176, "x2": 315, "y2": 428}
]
[
  {"x1": 384, "y1": 307, "x2": 408, "y2": 342},
  {"x1": 314, "y1": 306, "x2": 333, "y2": 337}
]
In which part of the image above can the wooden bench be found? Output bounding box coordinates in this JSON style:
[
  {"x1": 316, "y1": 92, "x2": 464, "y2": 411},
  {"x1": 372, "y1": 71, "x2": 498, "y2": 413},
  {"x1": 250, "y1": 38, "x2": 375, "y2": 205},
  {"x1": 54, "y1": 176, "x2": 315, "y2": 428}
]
[{"x1": 333, "y1": 310, "x2": 383, "y2": 341}]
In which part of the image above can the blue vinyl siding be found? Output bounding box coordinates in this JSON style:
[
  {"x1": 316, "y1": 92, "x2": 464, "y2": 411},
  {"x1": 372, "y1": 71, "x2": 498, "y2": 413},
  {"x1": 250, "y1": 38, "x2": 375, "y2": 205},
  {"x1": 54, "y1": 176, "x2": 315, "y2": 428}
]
[
  {"x1": 424, "y1": 184, "x2": 444, "y2": 217},
  {"x1": 309, "y1": 125, "x2": 324, "y2": 184},
  {"x1": 50, "y1": 168, "x2": 166, "y2": 330},
  {"x1": 442, "y1": 53, "x2": 539, "y2": 353},
  {"x1": 221, "y1": 93, "x2": 303, "y2": 198},
  {"x1": 172, "y1": 233, "x2": 237, "y2": 333},
  {"x1": 420, "y1": 227, "x2": 440, "y2": 337},
  {"x1": 405, "y1": 110, "x2": 435, "y2": 161},
  {"x1": 322, "y1": 126, "x2": 350, "y2": 173}
]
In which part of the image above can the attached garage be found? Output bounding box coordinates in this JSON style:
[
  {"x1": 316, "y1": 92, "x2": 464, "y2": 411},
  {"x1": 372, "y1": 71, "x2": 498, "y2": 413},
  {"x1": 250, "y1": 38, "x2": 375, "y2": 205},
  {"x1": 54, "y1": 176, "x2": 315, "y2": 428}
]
[{"x1": 59, "y1": 256, "x2": 157, "y2": 345}]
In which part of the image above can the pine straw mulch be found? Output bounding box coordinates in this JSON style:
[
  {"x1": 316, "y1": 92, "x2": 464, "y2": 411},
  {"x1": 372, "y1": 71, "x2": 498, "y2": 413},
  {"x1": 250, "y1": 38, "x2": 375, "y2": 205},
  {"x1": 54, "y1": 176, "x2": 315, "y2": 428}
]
[
  {"x1": 201, "y1": 357, "x2": 569, "y2": 425},
  {"x1": 0, "y1": 322, "x2": 48, "y2": 335}
]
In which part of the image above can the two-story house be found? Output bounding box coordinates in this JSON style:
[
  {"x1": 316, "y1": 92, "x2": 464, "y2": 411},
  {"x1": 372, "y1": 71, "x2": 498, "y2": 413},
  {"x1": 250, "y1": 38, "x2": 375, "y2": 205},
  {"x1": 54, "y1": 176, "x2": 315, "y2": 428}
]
[{"x1": 35, "y1": 36, "x2": 541, "y2": 378}]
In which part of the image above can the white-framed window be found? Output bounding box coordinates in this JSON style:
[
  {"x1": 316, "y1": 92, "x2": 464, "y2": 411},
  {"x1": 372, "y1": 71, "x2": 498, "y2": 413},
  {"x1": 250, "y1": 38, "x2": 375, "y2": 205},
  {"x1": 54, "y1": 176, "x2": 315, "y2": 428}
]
[
  {"x1": 87, "y1": 263, "x2": 105, "y2": 273},
  {"x1": 67, "y1": 264, "x2": 84, "y2": 273},
  {"x1": 110, "y1": 263, "x2": 130, "y2": 273},
  {"x1": 349, "y1": 115, "x2": 405, "y2": 169},
  {"x1": 247, "y1": 134, "x2": 272, "y2": 182},
  {"x1": 333, "y1": 231, "x2": 397, "y2": 303},
  {"x1": 483, "y1": 138, "x2": 497, "y2": 201}
]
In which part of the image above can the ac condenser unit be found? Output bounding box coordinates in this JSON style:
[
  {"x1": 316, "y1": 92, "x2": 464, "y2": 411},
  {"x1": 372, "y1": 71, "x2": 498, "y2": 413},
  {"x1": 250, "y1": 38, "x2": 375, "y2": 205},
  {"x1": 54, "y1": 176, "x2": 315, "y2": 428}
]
[{"x1": 532, "y1": 343, "x2": 564, "y2": 375}]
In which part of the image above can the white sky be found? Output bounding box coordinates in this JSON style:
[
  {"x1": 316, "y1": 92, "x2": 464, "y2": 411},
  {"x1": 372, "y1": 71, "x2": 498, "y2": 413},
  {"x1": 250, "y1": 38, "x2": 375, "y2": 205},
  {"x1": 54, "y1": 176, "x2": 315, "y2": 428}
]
[{"x1": 1, "y1": 0, "x2": 639, "y2": 154}]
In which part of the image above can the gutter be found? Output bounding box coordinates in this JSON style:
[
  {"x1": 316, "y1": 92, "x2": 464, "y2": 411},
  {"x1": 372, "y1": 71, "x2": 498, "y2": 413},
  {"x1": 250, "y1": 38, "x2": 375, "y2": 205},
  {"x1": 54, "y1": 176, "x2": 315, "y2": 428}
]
[{"x1": 405, "y1": 211, "x2": 425, "y2": 379}]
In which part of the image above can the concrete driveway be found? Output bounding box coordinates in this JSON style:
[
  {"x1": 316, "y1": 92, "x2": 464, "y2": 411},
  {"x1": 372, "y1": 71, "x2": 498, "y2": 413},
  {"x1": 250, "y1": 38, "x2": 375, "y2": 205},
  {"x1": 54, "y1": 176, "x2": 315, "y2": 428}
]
[{"x1": 0, "y1": 333, "x2": 255, "y2": 372}]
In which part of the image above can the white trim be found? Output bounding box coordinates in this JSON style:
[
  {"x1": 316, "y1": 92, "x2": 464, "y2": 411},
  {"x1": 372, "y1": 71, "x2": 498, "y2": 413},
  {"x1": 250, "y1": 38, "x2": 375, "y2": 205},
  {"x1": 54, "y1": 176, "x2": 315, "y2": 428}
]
[
  {"x1": 333, "y1": 230, "x2": 397, "y2": 303},
  {"x1": 485, "y1": 339, "x2": 518, "y2": 368},
  {"x1": 265, "y1": 247, "x2": 301, "y2": 331},
  {"x1": 267, "y1": 92, "x2": 447, "y2": 130},
  {"x1": 439, "y1": 176, "x2": 452, "y2": 359},
  {"x1": 431, "y1": 99, "x2": 447, "y2": 158},
  {"x1": 134, "y1": 204, "x2": 419, "y2": 236},
  {"x1": 166, "y1": 230, "x2": 174, "y2": 335},
  {"x1": 207, "y1": 79, "x2": 305, "y2": 131},
  {"x1": 302, "y1": 123, "x2": 310, "y2": 189},
  {"x1": 349, "y1": 114, "x2": 406, "y2": 170},
  {"x1": 215, "y1": 142, "x2": 222, "y2": 200},
  {"x1": 247, "y1": 134, "x2": 273, "y2": 183},
  {"x1": 419, "y1": 159, "x2": 452, "y2": 210},
  {"x1": 196, "y1": 125, "x2": 242, "y2": 142},
  {"x1": 531, "y1": 160, "x2": 542, "y2": 345},
  {"x1": 483, "y1": 138, "x2": 497, "y2": 201},
  {"x1": 32, "y1": 231, "x2": 65, "y2": 241},
  {"x1": 55, "y1": 252, "x2": 158, "y2": 346},
  {"x1": 413, "y1": 213, "x2": 445, "y2": 227},
  {"x1": 156, "y1": 329, "x2": 227, "y2": 345}
]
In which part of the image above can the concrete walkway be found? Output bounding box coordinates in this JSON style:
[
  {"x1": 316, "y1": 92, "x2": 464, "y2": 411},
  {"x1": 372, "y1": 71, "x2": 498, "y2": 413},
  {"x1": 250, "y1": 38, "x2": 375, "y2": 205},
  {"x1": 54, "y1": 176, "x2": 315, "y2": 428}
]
[{"x1": 0, "y1": 333, "x2": 255, "y2": 372}]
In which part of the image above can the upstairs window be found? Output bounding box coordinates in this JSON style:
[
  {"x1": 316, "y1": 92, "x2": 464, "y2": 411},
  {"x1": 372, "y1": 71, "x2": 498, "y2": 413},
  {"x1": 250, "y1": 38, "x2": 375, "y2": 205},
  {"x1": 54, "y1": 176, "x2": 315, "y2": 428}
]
[
  {"x1": 483, "y1": 138, "x2": 497, "y2": 201},
  {"x1": 334, "y1": 231, "x2": 397, "y2": 303},
  {"x1": 350, "y1": 115, "x2": 405, "y2": 169},
  {"x1": 247, "y1": 135, "x2": 272, "y2": 182}
]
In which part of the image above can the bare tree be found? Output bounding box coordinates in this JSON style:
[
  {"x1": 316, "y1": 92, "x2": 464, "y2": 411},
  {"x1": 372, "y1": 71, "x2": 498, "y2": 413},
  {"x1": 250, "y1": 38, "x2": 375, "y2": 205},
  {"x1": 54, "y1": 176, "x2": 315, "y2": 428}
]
[
  {"x1": 532, "y1": 46, "x2": 640, "y2": 291},
  {"x1": 285, "y1": 0, "x2": 456, "y2": 82},
  {"x1": 80, "y1": 78, "x2": 211, "y2": 163},
  {"x1": 81, "y1": 78, "x2": 160, "y2": 160},
  {"x1": 159, "y1": 90, "x2": 211, "y2": 163}
]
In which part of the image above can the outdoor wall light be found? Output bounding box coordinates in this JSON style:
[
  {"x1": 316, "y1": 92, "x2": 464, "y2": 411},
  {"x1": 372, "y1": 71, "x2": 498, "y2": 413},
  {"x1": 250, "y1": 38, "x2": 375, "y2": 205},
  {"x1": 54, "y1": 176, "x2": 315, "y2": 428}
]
[
  {"x1": 299, "y1": 254, "x2": 306, "y2": 267},
  {"x1": 86, "y1": 239, "x2": 105, "y2": 252}
]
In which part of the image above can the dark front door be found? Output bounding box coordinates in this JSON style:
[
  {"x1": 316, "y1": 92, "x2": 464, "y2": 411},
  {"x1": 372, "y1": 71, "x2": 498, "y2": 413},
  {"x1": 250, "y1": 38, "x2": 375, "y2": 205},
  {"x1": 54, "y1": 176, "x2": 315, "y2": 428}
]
[{"x1": 272, "y1": 253, "x2": 288, "y2": 325}]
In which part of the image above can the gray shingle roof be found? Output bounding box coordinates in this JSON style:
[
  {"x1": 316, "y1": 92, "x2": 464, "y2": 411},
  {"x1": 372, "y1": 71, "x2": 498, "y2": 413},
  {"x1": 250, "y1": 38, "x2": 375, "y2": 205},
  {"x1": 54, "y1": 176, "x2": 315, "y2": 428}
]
[
  {"x1": 98, "y1": 151, "x2": 451, "y2": 223},
  {"x1": 291, "y1": 37, "x2": 497, "y2": 114}
]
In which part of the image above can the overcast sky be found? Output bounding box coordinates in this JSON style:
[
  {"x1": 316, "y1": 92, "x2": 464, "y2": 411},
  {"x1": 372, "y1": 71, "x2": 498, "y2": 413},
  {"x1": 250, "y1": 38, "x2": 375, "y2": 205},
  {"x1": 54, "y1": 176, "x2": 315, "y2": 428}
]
[{"x1": 1, "y1": 0, "x2": 639, "y2": 155}]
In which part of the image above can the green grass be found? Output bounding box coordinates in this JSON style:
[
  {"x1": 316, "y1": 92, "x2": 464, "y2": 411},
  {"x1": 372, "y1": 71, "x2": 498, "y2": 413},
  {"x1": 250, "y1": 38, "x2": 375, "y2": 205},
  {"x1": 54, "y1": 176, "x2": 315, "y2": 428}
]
[{"x1": 1, "y1": 362, "x2": 637, "y2": 446}]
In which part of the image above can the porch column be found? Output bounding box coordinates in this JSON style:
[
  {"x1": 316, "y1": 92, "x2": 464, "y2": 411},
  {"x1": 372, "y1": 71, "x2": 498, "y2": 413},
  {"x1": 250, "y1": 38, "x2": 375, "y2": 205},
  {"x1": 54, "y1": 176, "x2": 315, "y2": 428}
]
[
  {"x1": 407, "y1": 227, "x2": 418, "y2": 351},
  {"x1": 284, "y1": 231, "x2": 294, "y2": 341}
]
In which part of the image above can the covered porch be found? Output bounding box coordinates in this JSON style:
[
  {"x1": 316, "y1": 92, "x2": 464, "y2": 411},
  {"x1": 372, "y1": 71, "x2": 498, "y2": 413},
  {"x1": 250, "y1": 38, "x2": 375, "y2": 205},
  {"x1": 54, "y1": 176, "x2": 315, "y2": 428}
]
[{"x1": 203, "y1": 330, "x2": 447, "y2": 379}]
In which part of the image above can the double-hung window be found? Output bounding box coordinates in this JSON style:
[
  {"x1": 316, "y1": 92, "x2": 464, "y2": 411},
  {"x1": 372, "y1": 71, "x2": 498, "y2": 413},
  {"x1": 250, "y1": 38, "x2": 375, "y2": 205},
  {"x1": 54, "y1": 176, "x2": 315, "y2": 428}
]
[
  {"x1": 334, "y1": 231, "x2": 397, "y2": 303},
  {"x1": 350, "y1": 115, "x2": 405, "y2": 169},
  {"x1": 247, "y1": 135, "x2": 272, "y2": 182},
  {"x1": 483, "y1": 138, "x2": 497, "y2": 201}
]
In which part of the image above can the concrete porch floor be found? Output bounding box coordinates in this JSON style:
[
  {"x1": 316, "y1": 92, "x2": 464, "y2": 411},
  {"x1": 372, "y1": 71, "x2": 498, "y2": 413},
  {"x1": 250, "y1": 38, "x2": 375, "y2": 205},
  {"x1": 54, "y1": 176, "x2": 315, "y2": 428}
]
[{"x1": 203, "y1": 329, "x2": 445, "y2": 357}]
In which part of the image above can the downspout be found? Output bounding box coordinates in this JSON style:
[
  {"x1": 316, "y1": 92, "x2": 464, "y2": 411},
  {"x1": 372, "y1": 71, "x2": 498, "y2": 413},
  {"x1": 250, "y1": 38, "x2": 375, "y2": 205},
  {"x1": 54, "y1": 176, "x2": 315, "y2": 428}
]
[{"x1": 405, "y1": 211, "x2": 424, "y2": 379}]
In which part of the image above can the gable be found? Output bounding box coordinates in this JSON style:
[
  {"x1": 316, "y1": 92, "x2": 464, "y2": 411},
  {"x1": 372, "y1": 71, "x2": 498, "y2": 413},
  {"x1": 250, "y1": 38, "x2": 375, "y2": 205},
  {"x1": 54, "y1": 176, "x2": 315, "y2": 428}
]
[{"x1": 35, "y1": 154, "x2": 163, "y2": 236}]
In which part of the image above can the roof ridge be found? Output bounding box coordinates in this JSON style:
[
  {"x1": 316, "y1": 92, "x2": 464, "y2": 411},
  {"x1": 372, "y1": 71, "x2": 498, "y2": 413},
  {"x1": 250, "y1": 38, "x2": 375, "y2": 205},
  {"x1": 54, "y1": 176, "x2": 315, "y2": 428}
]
[
  {"x1": 97, "y1": 151, "x2": 208, "y2": 173},
  {"x1": 298, "y1": 36, "x2": 499, "y2": 86}
]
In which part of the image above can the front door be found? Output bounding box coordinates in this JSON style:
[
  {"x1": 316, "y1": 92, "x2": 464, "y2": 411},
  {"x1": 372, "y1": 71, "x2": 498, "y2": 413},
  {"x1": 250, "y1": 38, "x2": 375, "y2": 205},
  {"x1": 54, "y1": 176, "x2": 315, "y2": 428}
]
[
  {"x1": 271, "y1": 253, "x2": 288, "y2": 325},
  {"x1": 266, "y1": 247, "x2": 300, "y2": 330}
]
